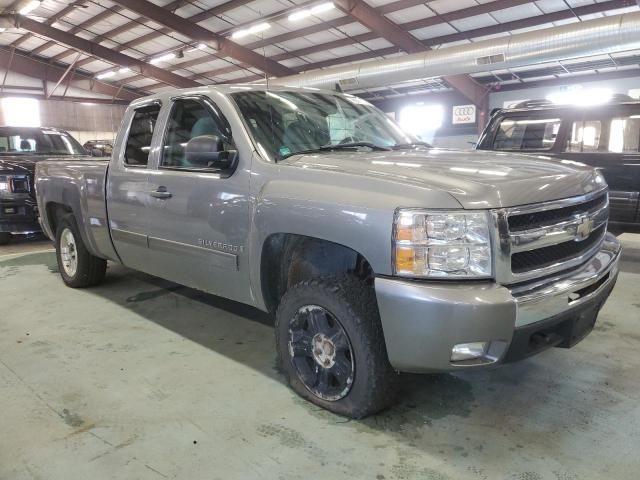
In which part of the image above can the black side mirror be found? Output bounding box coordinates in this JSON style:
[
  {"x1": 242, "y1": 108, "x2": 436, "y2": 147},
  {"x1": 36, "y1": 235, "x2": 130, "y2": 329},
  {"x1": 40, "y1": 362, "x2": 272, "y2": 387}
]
[
  {"x1": 91, "y1": 148, "x2": 103, "y2": 157},
  {"x1": 185, "y1": 135, "x2": 237, "y2": 171}
]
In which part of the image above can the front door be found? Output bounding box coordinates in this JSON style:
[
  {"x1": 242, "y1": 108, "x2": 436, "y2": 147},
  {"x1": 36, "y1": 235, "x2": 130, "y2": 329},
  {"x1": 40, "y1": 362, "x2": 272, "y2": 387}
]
[{"x1": 143, "y1": 96, "x2": 252, "y2": 304}]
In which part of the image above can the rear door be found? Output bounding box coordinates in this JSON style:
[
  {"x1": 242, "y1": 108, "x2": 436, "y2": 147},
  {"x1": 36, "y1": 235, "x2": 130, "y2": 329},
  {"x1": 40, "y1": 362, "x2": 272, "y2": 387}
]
[
  {"x1": 559, "y1": 105, "x2": 640, "y2": 223},
  {"x1": 143, "y1": 95, "x2": 253, "y2": 303},
  {"x1": 106, "y1": 101, "x2": 162, "y2": 271}
]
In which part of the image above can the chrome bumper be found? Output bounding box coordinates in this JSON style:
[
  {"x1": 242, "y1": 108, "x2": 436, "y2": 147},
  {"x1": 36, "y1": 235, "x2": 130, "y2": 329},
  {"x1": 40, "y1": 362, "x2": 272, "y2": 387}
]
[{"x1": 375, "y1": 233, "x2": 621, "y2": 373}]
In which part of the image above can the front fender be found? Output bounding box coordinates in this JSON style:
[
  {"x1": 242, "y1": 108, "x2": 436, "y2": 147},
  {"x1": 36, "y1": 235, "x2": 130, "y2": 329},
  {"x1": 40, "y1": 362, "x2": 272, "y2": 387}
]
[{"x1": 247, "y1": 175, "x2": 460, "y2": 310}]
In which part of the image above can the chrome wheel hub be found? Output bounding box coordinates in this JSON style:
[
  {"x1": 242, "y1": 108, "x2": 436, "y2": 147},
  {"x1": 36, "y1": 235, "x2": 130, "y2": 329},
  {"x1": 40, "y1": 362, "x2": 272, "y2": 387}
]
[
  {"x1": 60, "y1": 228, "x2": 78, "y2": 277},
  {"x1": 312, "y1": 333, "x2": 336, "y2": 368}
]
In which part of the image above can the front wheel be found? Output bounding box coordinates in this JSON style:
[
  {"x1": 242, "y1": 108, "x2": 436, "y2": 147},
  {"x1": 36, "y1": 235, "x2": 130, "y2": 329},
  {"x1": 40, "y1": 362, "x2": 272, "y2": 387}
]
[
  {"x1": 275, "y1": 275, "x2": 397, "y2": 418},
  {"x1": 0, "y1": 233, "x2": 10, "y2": 245},
  {"x1": 55, "y1": 214, "x2": 106, "y2": 288}
]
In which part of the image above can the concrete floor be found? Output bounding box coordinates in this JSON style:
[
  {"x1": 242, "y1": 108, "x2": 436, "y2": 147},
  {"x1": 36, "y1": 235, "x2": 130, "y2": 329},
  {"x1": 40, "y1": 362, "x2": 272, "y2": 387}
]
[{"x1": 1, "y1": 234, "x2": 639, "y2": 480}]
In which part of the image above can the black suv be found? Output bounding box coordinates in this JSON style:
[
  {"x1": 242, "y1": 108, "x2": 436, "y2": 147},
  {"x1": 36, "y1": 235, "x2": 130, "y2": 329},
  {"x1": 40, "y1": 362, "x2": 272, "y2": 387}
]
[{"x1": 477, "y1": 97, "x2": 640, "y2": 226}]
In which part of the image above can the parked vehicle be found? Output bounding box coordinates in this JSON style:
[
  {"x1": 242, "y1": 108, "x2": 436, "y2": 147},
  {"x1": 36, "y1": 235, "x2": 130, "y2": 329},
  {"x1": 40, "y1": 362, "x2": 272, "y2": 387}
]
[
  {"x1": 36, "y1": 86, "x2": 620, "y2": 417},
  {"x1": 0, "y1": 126, "x2": 88, "y2": 245},
  {"x1": 83, "y1": 140, "x2": 113, "y2": 157},
  {"x1": 476, "y1": 97, "x2": 640, "y2": 226}
]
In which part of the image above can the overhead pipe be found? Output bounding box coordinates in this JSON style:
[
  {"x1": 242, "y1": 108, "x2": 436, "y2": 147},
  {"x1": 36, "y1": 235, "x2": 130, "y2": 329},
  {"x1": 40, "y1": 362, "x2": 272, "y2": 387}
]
[{"x1": 270, "y1": 10, "x2": 640, "y2": 91}]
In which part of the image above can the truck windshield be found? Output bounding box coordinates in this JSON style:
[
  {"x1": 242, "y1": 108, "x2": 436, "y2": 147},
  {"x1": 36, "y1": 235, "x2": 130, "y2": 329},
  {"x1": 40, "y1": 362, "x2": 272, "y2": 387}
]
[
  {"x1": 231, "y1": 90, "x2": 418, "y2": 160},
  {"x1": 0, "y1": 127, "x2": 86, "y2": 156}
]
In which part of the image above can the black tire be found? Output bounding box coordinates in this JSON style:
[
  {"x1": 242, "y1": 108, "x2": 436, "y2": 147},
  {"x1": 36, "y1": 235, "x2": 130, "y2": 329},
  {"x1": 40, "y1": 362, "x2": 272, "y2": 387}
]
[
  {"x1": 275, "y1": 274, "x2": 397, "y2": 418},
  {"x1": 55, "y1": 214, "x2": 106, "y2": 288},
  {"x1": 0, "y1": 233, "x2": 10, "y2": 245}
]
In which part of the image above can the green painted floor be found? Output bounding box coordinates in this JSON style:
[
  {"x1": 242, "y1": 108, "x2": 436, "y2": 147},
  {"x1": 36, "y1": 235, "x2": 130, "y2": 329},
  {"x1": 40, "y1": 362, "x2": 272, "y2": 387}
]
[{"x1": 1, "y1": 236, "x2": 639, "y2": 480}]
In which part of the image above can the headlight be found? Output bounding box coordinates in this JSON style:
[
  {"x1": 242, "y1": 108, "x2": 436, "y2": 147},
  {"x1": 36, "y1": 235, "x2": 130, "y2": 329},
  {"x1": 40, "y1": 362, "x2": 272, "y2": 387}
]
[
  {"x1": 0, "y1": 176, "x2": 11, "y2": 194},
  {"x1": 393, "y1": 209, "x2": 492, "y2": 278}
]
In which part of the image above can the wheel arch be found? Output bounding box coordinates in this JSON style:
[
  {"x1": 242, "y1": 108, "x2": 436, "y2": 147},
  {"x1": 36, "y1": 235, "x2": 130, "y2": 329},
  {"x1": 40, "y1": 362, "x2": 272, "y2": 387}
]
[{"x1": 260, "y1": 233, "x2": 375, "y2": 314}]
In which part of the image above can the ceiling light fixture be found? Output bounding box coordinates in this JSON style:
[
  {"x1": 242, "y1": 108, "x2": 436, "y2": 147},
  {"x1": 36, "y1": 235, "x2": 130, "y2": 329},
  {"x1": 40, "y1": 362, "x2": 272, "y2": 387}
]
[
  {"x1": 118, "y1": 67, "x2": 131, "y2": 74},
  {"x1": 231, "y1": 22, "x2": 271, "y2": 39},
  {"x1": 289, "y1": 2, "x2": 335, "y2": 21},
  {"x1": 96, "y1": 71, "x2": 116, "y2": 80},
  {"x1": 19, "y1": 0, "x2": 41, "y2": 15},
  {"x1": 150, "y1": 52, "x2": 177, "y2": 64}
]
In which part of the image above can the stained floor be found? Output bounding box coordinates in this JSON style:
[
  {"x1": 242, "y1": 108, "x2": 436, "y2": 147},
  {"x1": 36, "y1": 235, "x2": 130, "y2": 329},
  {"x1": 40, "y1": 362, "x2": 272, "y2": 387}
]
[{"x1": 1, "y1": 235, "x2": 639, "y2": 480}]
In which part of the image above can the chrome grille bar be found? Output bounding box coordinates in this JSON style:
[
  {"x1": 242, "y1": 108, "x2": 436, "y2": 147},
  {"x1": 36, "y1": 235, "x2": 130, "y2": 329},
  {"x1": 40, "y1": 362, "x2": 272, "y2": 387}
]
[{"x1": 492, "y1": 188, "x2": 609, "y2": 285}]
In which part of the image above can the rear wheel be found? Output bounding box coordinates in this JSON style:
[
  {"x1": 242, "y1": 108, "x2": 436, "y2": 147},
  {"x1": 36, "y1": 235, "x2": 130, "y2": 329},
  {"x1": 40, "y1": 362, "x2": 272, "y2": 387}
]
[
  {"x1": 55, "y1": 214, "x2": 106, "y2": 288},
  {"x1": 0, "y1": 233, "x2": 10, "y2": 245},
  {"x1": 276, "y1": 275, "x2": 397, "y2": 418}
]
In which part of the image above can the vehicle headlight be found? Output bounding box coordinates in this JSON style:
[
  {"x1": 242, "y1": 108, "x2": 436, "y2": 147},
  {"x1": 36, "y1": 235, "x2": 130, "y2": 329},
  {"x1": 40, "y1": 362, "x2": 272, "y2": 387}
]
[
  {"x1": 0, "y1": 176, "x2": 11, "y2": 194},
  {"x1": 393, "y1": 209, "x2": 493, "y2": 278}
]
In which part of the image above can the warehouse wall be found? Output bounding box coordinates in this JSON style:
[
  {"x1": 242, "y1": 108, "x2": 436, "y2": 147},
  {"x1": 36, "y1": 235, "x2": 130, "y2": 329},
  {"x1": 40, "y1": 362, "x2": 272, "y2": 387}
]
[{"x1": 0, "y1": 97, "x2": 126, "y2": 145}]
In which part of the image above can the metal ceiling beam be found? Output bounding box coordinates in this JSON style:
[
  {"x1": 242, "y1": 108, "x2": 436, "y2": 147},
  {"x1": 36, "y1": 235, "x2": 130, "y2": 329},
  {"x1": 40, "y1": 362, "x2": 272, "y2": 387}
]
[
  {"x1": 196, "y1": 0, "x2": 635, "y2": 86},
  {"x1": 50, "y1": 0, "x2": 253, "y2": 67},
  {"x1": 0, "y1": 47, "x2": 142, "y2": 102},
  {"x1": 109, "y1": 0, "x2": 294, "y2": 77},
  {"x1": 29, "y1": 6, "x2": 126, "y2": 57},
  {"x1": 1, "y1": 15, "x2": 199, "y2": 89},
  {"x1": 334, "y1": 0, "x2": 487, "y2": 107}
]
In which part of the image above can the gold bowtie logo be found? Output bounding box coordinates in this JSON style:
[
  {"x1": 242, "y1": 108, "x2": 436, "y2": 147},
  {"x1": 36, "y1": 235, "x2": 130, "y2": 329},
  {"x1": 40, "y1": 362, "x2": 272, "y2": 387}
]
[{"x1": 575, "y1": 217, "x2": 594, "y2": 241}]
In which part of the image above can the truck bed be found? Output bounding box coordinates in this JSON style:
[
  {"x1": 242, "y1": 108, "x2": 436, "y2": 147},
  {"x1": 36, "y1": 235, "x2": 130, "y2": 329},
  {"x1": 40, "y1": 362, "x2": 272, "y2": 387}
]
[{"x1": 35, "y1": 159, "x2": 119, "y2": 262}]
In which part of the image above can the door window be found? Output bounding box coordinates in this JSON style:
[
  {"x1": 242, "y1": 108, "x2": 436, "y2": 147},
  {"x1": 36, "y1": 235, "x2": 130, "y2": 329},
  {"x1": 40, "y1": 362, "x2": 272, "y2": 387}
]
[
  {"x1": 567, "y1": 120, "x2": 601, "y2": 153},
  {"x1": 493, "y1": 117, "x2": 561, "y2": 151},
  {"x1": 124, "y1": 104, "x2": 161, "y2": 166},
  {"x1": 608, "y1": 115, "x2": 640, "y2": 153},
  {"x1": 161, "y1": 98, "x2": 232, "y2": 169}
]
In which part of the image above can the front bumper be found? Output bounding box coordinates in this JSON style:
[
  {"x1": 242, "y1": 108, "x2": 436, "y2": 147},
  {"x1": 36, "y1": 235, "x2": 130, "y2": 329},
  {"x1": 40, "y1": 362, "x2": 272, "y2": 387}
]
[
  {"x1": 0, "y1": 197, "x2": 41, "y2": 235},
  {"x1": 375, "y1": 233, "x2": 621, "y2": 373}
]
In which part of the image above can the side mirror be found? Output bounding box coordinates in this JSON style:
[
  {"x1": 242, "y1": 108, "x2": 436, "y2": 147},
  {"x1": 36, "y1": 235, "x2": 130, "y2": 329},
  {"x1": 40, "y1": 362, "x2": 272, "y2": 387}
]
[
  {"x1": 91, "y1": 148, "x2": 103, "y2": 157},
  {"x1": 185, "y1": 135, "x2": 237, "y2": 171}
]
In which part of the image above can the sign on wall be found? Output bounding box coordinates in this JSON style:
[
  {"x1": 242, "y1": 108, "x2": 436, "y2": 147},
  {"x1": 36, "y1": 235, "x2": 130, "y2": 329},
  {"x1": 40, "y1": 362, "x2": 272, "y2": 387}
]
[{"x1": 452, "y1": 104, "x2": 476, "y2": 125}]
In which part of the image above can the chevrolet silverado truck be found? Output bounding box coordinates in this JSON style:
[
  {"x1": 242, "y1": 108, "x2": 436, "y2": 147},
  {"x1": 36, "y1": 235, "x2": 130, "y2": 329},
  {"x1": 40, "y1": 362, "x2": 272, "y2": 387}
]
[
  {"x1": 0, "y1": 126, "x2": 90, "y2": 245},
  {"x1": 35, "y1": 86, "x2": 621, "y2": 418}
]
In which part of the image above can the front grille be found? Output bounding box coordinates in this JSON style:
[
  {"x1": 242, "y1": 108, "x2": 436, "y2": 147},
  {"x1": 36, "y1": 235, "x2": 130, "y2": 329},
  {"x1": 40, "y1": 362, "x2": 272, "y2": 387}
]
[
  {"x1": 509, "y1": 193, "x2": 607, "y2": 232},
  {"x1": 511, "y1": 224, "x2": 606, "y2": 274},
  {"x1": 503, "y1": 191, "x2": 609, "y2": 281}
]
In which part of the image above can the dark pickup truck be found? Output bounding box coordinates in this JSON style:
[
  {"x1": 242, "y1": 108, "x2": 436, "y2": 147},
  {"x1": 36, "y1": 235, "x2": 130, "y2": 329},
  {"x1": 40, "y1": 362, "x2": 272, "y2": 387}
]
[
  {"x1": 0, "y1": 126, "x2": 89, "y2": 245},
  {"x1": 476, "y1": 98, "x2": 640, "y2": 226}
]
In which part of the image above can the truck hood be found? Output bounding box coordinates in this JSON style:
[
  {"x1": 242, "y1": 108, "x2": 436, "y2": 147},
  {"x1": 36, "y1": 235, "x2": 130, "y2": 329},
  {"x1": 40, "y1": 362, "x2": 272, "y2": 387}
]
[{"x1": 280, "y1": 148, "x2": 605, "y2": 209}]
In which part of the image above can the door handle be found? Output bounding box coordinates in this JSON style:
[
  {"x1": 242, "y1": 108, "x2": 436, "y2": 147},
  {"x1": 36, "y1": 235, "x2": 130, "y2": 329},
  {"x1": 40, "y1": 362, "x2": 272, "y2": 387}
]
[{"x1": 150, "y1": 187, "x2": 172, "y2": 199}]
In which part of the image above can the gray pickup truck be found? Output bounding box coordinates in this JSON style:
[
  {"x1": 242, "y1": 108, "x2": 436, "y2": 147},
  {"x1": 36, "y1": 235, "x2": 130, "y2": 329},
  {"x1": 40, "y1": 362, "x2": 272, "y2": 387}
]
[{"x1": 36, "y1": 85, "x2": 621, "y2": 418}]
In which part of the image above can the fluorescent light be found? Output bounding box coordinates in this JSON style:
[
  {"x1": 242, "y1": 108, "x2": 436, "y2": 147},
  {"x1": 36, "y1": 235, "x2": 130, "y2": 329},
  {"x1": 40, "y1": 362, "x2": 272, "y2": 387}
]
[
  {"x1": 0, "y1": 28, "x2": 5, "y2": 33},
  {"x1": 248, "y1": 22, "x2": 271, "y2": 34},
  {"x1": 19, "y1": 0, "x2": 40, "y2": 15},
  {"x1": 150, "y1": 53, "x2": 176, "y2": 64},
  {"x1": 118, "y1": 67, "x2": 131, "y2": 74},
  {"x1": 546, "y1": 86, "x2": 613, "y2": 106},
  {"x1": 288, "y1": 10, "x2": 312, "y2": 21},
  {"x1": 310, "y1": 2, "x2": 335, "y2": 14},
  {"x1": 289, "y1": 2, "x2": 334, "y2": 21},
  {"x1": 232, "y1": 22, "x2": 271, "y2": 39},
  {"x1": 186, "y1": 43, "x2": 208, "y2": 53},
  {"x1": 96, "y1": 71, "x2": 116, "y2": 80}
]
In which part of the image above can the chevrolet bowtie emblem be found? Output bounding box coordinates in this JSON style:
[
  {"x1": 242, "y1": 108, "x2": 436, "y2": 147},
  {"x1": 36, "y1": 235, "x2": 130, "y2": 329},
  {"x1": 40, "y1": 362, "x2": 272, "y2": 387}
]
[{"x1": 575, "y1": 216, "x2": 594, "y2": 241}]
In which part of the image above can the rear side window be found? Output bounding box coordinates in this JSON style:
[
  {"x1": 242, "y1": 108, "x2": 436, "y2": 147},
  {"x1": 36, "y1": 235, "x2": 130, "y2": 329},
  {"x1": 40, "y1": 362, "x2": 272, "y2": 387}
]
[
  {"x1": 493, "y1": 117, "x2": 561, "y2": 151},
  {"x1": 124, "y1": 104, "x2": 161, "y2": 166},
  {"x1": 567, "y1": 120, "x2": 601, "y2": 153},
  {"x1": 608, "y1": 115, "x2": 640, "y2": 153}
]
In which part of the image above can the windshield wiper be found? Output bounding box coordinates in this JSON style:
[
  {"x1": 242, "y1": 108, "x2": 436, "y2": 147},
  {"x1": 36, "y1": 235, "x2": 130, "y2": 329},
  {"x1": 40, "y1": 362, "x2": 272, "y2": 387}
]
[
  {"x1": 391, "y1": 141, "x2": 431, "y2": 150},
  {"x1": 281, "y1": 142, "x2": 391, "y2": 160}
]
